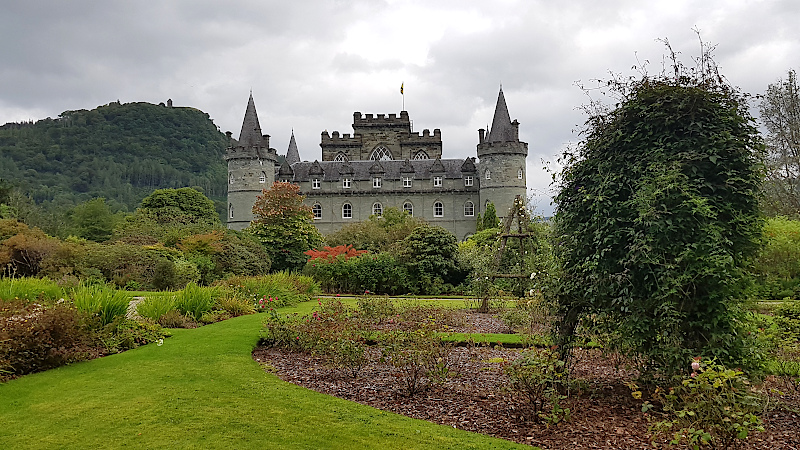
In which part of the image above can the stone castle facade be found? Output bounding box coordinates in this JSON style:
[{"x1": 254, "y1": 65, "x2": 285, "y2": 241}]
[{"x1": 225, "y1": 88, "x2": 528, "y2": 240}]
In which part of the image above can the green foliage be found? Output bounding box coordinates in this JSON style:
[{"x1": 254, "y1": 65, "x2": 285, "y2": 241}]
[
  {"x1": 101, "y1": 318, "x2": 169, "y2": 353},
  {"x1": 247, "y1": 182, "x2": 322, "y2": 272},
  {"x1": 0, "y1": 101, "x2": 229, "y2": 226},
  {"x1": 135, "y1": 295, "x2": 177, "y2": 322},
  {"x1": 304, "y1": 252, "x2": 411, "y2": 295},
  {"x1": 647, "y1": 359, "x2": 764, "y2": 448},
  {"x1": 400, "y1": 224, "x2": 468, "y2": 290},
  {"x1": 70, "y1": 284, "x2": 131, "y2": 326},
  {"x1": 505, "y1": 348, "x2": 570, "y2": 424},
  {"x1": 221, "y1": 272, "x2": 320, "y2": 309},
  {"x1": 553, "y1": 49, "x2": 765, "y2": 377},
  {"x1": 749, "y1": 217, "x2": 800, "y2": 299},
  {"x1": 139, "y1": 187, "x2": 220, "y2": 226},
  {"x1": 0, "y1": 276, "x2": 64, "y2": 304},
  {"x1": 759, "y1": 69, "x2": 800, "y2": 217},
  {"x1": 67, "y1": 198, "x2": 119, "y2": 242},
  {"x1": 357, "y1": 295, "x2": 397, "y2": 323},
  {"x1": 174, "y1": 283, "x2": 219, "y2": 321},
  {"x1": 380, "y1": 328, "x2": 455, "y2": 396},
  {"x1": 325, "y1": 207, "x2": 423, "y2": 253},
  {"x1": 482, "y1": 202, "x2": 500, "y2": 230}
]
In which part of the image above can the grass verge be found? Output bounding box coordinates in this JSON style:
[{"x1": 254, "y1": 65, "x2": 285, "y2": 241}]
[{"x1": 0, "y1": 305, "x2": 524, "y2": 449}]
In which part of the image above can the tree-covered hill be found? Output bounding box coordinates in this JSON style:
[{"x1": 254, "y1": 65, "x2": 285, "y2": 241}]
[{"x1": 0, "y1": 101, "x2": 228, "y2": 217}]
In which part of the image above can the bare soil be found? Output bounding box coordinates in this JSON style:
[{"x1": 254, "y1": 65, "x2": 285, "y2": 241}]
[{"x1": 253, "y1": 312, "x2": 800, "y2": 449}]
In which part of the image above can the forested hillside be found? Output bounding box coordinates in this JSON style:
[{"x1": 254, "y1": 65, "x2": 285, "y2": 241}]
[{"x1": 0, "y1": 101, "x2": 228, "y2": 217}]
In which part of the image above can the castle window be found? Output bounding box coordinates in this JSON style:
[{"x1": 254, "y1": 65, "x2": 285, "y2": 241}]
[
  {"x1": 403, "y1": 176, "x2": 412, "y2": 188},
  {"x1": 312, "y1": 203, "x2": 322, "y2": 219},
  {"x1": 334, "y1": 153, "x2": 348, "y2": 162},
  {"x1": 259, "y1": 172, "x2": 266, "y2": 184},
  {"x1": 342, "y1": 178, "x2": 351, "y2": 188},
  {"x1": 433, "y1": 201, "x2": 443, "y2": 217},
  {"x1": 464, "y1": 201, "x2": 475, "y2": 217},
  {"x1": 433, "y1": 176, "x2": 442, "y2": 187},
  {"x1": 464, "y1": 176, "x2": 473, "y2": 187},
  {"x1": 373, "y1": 177, "x2": 382, "y2": 188},
  {"x1": 342, "y1": 203, "x2": 352, "y2": 219},
  {"x1": 229, "y1": 204, "x2": 234, "y2": 219},
  {"x1": 312, "y1": 178, "x2": 321, "y2": 189},
  {"x1": 370, "y1": 145, "x2": 393, "y2": 161},
  {"x1": 485, "y1": 169, "x2": 491, "y2": 180},
  {"x1": 403, "y1": 202, "x2": 413, "y2": 216},
  {"x1": 229, "y1": 173, "x2": 234, "y2": 184},
  {"x1": 372, "y1": 202, "x2": 383, "y2": 217},
  {"x1": 413, "y1": 151, "x2": 429, "y2": 160},
  {"x1": 518, "y1": 168, "x2": 524, "y2": 180}
]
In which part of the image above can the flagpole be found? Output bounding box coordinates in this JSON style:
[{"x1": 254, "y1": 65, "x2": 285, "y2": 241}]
[{"x1": 400, "y1": 82, "x2": 405, "y2": 111}]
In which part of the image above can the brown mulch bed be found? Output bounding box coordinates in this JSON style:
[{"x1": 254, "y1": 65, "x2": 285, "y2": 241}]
[{"x1": 253, "y1": 312, "x2": 800, "y2": 449}]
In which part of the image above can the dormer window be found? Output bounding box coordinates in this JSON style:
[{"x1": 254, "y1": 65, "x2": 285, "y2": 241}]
[
  {"x1": 403, "y1": 176, "x2": 412, "y2": 188},
  {"x1": 373, "y1": 177, "x2": 382, "y2": 188},
  {"x1": 342, "y1": 178, "x2": 351, "y2": 188},
  {"x1": 433, "y1": 176, "x2": 442, "y2": 187},
  {"x1": 464, "y1": 176, "x2": 473, "y2": 187},
  {"x1": 312, "y1": 178, "x2": 321, "y2": 189}
]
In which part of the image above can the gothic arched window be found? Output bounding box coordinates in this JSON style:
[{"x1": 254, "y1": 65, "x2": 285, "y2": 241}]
[
  {"x1": 342, "y1": 203, "x2": 352, "y2": 219},
  {"x1": 370, "y1": 145, "x2": 393, "y2": 161},
  {"x1": 372, "y1": 202, "x2": 383, "y2": 216},
  {"x1": 312, "y1": 203, "x2": 322, "y2": 219},
  {"x1": 403, "y1": 202, "x2": 413, "y2": 216},
  {"x1": 259, "y1": 172, "x2": 266, "y2": 183},
  {"x1": 413, "y1": 151, "x2": 429, "y2": 160},
  {"x1": 333, "y1": 153, "x2": 348, "y2": 162}
]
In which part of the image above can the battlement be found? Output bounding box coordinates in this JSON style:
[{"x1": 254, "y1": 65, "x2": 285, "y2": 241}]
[
  {"x1": 321, "y1": 130, "x2": 362, "y2": 145},
  {"x1": 476, "y1": 140, "x2": 528, "y2": 158}
]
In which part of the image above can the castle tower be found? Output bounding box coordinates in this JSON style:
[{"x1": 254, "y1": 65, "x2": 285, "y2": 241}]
[
  {"x1": 224, "y1": 93, "x2": 278, "y2": 230},
  {"x1": 477, "y1": 88, "x2": 528, "y2": 218}
]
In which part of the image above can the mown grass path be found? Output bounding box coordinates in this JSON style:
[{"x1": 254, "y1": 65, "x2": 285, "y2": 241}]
[{"x1": 0, "y1": 309, "x2": 523, "y2": 449}]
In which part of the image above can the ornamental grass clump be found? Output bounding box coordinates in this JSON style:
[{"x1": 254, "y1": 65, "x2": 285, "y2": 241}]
[
  {"x1": 70, "y1": 284, "x2": 130, "y2": 326},
  {"x1": 0, "y1": 277, "x2": 65, "y2": 304},
  {"x1": 174, "y1": 283, "x2": 218, "y2": 321}
]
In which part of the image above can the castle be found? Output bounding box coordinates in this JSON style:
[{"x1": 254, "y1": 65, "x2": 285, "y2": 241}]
[{"x1": 224, "y1": 88, "x2": 528, "y2": 240}]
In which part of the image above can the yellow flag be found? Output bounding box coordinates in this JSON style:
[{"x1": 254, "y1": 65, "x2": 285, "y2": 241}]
[{"x1": 400, "y1": 83, "x2": 404, "y2": 95}]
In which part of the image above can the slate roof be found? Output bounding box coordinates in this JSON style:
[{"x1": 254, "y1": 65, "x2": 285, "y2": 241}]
[
  {"x1": 285, "y1": 131, "x2": 300, "y2": 165},
  {"x1": 486, "y1": 88, "x2": 515, "y2": 143},
  {"x1": 288, "y1": 158, "x2": 476, "y2": 182},
  {"x1": 239, "y1": 93, "x2": 263, "y2": 148}
]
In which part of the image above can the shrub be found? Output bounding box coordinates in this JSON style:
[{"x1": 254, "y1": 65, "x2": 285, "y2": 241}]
[
  {"x1": 215, "y1": 295, "x2": 255, "y2": 317},
  {"x1": 157, "y1": 309, "x2": 195, "y2": 328},
  {"x1": 0, "y1": 300, "x2": 91, "y2": 378},
  {"x1": 380, "y1": 328, "x2": 455, "y2": 396},
  {"x1": 101, "y1": 318, "x2": 169, "y2": 353},
  {"x1": 505, "y1": 348, "x2": 570, "y2": 424},
  {"x1": 222, "y1": 273, "x2": 319, "y2": 309},
  {"x1": 199, "y1": 310, "x2": 232, "y2": 324},
  {"x1": 647, "y1": 359, "x2": 764, "y2": 448},
  {"x1": 70, "y1": 284, "x2": 131, "y2": 327},
  {"x1": 357, "y1": 295, "x2": 397, "y2": 324}
]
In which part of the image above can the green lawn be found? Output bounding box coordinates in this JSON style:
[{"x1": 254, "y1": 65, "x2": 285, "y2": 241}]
[{"x1": 0, "y1": 307, "x2": 525, "y2": 449}]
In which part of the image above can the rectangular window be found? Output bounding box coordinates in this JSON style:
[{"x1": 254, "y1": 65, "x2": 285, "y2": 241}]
[
  {"x1": 433, "y1": 176, "x2": 442, "y2": 187},
  {"x1": 373, "y1": 177, "x2": 382, "y2": 188},
  {"x1": 403, "y1": 176, "x2": 412, "y2": 188},
  {"x1": 312, "y1": 178, "x2": 321, "y2": 189},
  {"x1": 342, "y1": 178, "x2": 351, "y2": 188},
  {"x1": 464, "y1": 176, "x2": 473, "y2": 187}
]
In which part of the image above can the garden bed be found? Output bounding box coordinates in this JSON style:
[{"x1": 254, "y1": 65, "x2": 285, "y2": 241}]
[{"x1": 254, "y1": 309, "x2": 800, "y2": 449}]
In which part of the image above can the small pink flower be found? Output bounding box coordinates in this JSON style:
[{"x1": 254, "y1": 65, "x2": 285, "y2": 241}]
[
  {"x1": 690, "y1": 372, "x2": 697, "y2": 378},
  {"x1": 691, "y1": 361, "x2": 700, "y2": 371}
]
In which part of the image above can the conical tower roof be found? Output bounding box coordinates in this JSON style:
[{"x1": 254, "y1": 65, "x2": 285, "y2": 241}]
[
  {"x1": 486, "y1": 87, "x2": 516, "y2": 143},
  {"x1": 286, "y1": 130, "x2": 300, "y2": 165},
  {"x1": 239, "y1": 92, "x2": 263, "y2": 148}
]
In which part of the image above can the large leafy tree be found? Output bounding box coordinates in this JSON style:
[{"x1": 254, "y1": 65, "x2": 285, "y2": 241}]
[
  {"x1": 553, "y1": 52, "x2": 765, "y2": 377},
  {"x1": 247, "y1": 182, "x2": 322, "y2": 272},
  {"x1": 760, "y1": 69, "x2": 800, "y2": 217}
]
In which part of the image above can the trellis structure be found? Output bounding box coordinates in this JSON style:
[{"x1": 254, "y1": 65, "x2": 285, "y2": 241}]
[{"x1": 479, "y1": 195, "x2": 535, "y2": 312}]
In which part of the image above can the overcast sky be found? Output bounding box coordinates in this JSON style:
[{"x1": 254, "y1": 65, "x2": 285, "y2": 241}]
[{"x1": 1, "y1": 0, "x2": 798, "y2": 215}]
